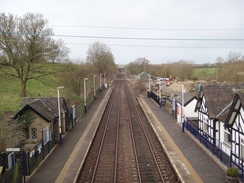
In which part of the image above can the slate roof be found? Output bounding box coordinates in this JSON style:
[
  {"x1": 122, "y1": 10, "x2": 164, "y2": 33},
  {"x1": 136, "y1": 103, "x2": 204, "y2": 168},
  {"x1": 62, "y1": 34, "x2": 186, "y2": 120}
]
[
  {"x1": 14, "y1": 97, "x2": 68, "y2": 122},
  {"x1": 14, "y1": 100, "x2": 56, "y2": 122},
  {"x1": 175, "y1": 93, "x2": 197, "y2": 107},
  {"x1": 239, "y1": 92, "x2": 244, "y2": 106},
  {"x1": 21, "y1": 97, "x2": 68, "y2": 116},
  {"x1": 138, "y1": 72, "x2": 157, "y2": 80},
  {"x1": 196, "y1": 83, "x2": 244, "y2": 121},
  {"x1": 225, "y1": 91, "x2": 244, "y2": 127}
]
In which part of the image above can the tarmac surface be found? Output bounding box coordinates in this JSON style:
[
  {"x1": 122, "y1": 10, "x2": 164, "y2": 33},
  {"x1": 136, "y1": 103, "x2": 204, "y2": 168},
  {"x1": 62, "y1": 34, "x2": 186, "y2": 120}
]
[
  {"x1": 139, "y1": 96, "x2": 226, "y2": 183},
  {"x1": 27, "y1": 89, "x2": 111, "y2": 183},
  {"x1": 27, "y1": 86, "x2": 226, "y2": 183}
]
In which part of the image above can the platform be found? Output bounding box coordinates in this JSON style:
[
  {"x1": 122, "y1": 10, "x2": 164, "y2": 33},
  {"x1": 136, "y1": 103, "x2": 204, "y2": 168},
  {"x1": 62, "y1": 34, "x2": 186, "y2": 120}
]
[{"x1": 27, "y1": 88, "x2": 226, "y2": 183}]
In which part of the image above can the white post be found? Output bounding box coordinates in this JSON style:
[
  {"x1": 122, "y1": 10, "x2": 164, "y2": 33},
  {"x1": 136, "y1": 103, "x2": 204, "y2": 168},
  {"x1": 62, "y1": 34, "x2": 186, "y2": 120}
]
[
  {"x1": 93, "y1": 75, "x2": 96, "y2": 99},
  {"x1": 148, "y1": 74, "x2": 151, "y2": 97},
  {"x1": 104, "y1": 73, "x2": 106, "y2": 88},
  {"x1": 100, "y1": 73, "x2": 102, "y2": 91},
  {"x1": 159, "y1": 79, "x2": 162, "y2": 108},
  {"x1": 182, "y1": 84, "x2": 185, "y2": 133},
  {"x1": 84, "y1": 78, "x2": 88, "y2": 112},
  {"x1": 57, "y1": 86, "x2": 64, "y2": 144}
]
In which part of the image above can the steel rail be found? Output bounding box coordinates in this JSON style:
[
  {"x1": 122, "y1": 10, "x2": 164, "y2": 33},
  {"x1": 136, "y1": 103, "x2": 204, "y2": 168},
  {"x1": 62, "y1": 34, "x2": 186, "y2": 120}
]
[
  {"x1": 114, "y1": 79, "x2": 121, "y2": 183},
  {"x1": 125, "y1": 81, "x2": 166, "y2": 183},
  {"x1": 90, "y1": 88, "x2": 117, "y2": 183},
  {"x1": 124, "y1": 80, "x2": 143, "y2": 183}
]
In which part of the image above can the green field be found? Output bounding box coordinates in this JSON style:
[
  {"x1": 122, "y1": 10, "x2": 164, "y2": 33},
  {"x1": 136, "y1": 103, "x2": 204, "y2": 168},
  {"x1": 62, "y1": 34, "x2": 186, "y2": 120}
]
[
  {"x1": 193, "y1": 67, "x2": 217, "y2": 80},
  {"x1": 0, "y1": 63, "x2": 72, "y2": 114},
  {"x1": 0, "y1": 76, "x2": 59, "y2": 114},
  {"x1": 0, "y1": 66, "x2": 217, "y2": 114}
]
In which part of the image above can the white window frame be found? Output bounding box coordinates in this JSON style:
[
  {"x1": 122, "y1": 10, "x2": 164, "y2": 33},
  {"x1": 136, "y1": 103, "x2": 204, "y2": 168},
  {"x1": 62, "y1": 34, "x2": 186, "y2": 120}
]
[
  {"x1": 31, "y1": 128, "x2": 37, "y2": 139},
  {"x1": 241, "y1": 138, "x2": 244, "y2": 159},
  {"x1": 224, "y1": 130, "x2": 231, "y2": 146}
]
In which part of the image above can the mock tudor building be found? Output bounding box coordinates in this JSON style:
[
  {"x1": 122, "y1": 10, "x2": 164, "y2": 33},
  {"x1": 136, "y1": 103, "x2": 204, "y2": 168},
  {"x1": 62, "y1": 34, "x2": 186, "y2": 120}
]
[
  {"x1": 195, "y1": 83, "x2": 244, "y2": 156},
  {"x1": 225, "y1": 92, "x2": 244, "y2": 169}
]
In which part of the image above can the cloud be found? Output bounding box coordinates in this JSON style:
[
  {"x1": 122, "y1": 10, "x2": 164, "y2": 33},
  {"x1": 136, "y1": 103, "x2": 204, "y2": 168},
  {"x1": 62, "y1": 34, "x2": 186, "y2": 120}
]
[{"x1": 1, "y1": 0, "x2": 244, "y2": 64}]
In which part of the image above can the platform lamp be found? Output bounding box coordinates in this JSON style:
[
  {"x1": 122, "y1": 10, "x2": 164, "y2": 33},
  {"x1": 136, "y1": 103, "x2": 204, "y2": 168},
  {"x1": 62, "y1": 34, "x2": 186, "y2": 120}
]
[
  {"x1": 159, "y1": 79, "x2": 162, "y2": 108},
  {"x1": 100, "y1": 73, "x2": 102, "y2": 92},
  {"x1": 84, "y1": 78, "x2": 88, "y2": 113},
  {"x1": 57, "y1": 86, "x2": 64, "y2": 144},
  {"x1": 104, "y1": 73, "x2": 106, "y2": 88},
  {"x1": 148, "y1": 74, "x2": 151, "y2": 98},
  {"x1": 93, "y1": 75, "x2": 96, "y2": 100},
  {"x1": 182, "y1": 84, "x2": 185, "y2": 133}
]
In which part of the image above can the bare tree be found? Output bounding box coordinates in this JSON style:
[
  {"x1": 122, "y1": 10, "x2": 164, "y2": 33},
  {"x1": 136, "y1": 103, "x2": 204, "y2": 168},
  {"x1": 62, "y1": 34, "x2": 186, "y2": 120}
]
[
  {"x1": 227, "y1": 51, "x2": 242, "y2": 62},
  {"x1": 215, "y1": 57, "x2": 224, "y2": 81},
  {"x1": 168, "y1": 60, "x2": 194, "y2": 80},
  {"x1": 86, "y1": 42, "x2": 116, "y2": 76},
  {"x1": 60, "y1": 62, "x2": 89, "y2": 96},
  {"x1": 0, "y1": 13, "x2": 69, "y2": 97},
  {"x1": 126, "y1": 57, "x2": 150, "y2": 75}
]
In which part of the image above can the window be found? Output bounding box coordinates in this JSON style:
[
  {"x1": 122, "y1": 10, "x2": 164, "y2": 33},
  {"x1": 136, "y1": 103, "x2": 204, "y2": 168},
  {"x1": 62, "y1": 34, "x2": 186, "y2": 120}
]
[
  {"x1": 25, "y1": 129, "x2": 30, "y2": 139},
  {"x1": 31, "y1": 128, "x2": 37, "y2": 139},
  {"x1": 241, "y1": 139, "x2": 244, "y2": 159},
  {"x1": 224, "y1": 130, "x2": 232, "y2": 145},
  {"x1": 42, "y1": 127, "x2": 51, "y2": 145},
  {"x1": 203, "y1": 122, "x2": 208, "y2": 134}
]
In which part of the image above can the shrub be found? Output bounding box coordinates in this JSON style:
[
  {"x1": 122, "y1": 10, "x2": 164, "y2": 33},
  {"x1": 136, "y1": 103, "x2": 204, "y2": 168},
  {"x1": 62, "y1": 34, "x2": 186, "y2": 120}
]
[{"x1": 226, "y1": 167, "x2": 239, "y2": 178}]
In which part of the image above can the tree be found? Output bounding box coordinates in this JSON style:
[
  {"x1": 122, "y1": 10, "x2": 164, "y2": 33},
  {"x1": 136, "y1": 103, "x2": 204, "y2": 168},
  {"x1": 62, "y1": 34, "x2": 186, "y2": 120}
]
[
  {"x1": 126, "y1": 57, "x2": 150, "y2": 75},
  {"x1": 86, "y1": 42, "x2": 116, "y2": 77},
  {"x1": 60, "y1": 62, "x2": 89, "y2": 96},
  {"x1": 227, "y1": 51, "x2": 242, "y2": 62},
  {"x1": 215, "y1": 57, "x2": 224, "y2": 81},
  {"x1": 17, "y1": 110, "x2": 36, "y2": 140},
  {"x1": 168, "y1": 60, "x2": 194, "y2": 80},
  {"x1": 0, "y1": 13, "x2": 69, "y2": 97}
]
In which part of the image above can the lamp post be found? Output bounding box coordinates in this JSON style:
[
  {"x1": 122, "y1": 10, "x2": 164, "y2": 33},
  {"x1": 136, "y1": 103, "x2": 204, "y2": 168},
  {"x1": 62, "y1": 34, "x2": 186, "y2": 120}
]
[
  {"x1": 148, "y1": 74, "x2": 151, "y2": 98},
  {"x1": 104, "y1": 73, "x2": 106, "y2": 88},
  {"x1": 57, "y1": 86, "x2": 64, "y2": 144},
  {"x1": 84, "y1": 78, "x2": 88, "y2": 113},
  {"x1": 182, "y1": 84, "x2": 185, "y2": 133},
  {"x1": 100, "y1": 73, "x2": 102, "y2": 92},
  {"x1": 93, "y1": 75, "x2": 96, "y2": 100},
  {"x1": 159, "y1": 79, "x2": 162, "y2": 108}
]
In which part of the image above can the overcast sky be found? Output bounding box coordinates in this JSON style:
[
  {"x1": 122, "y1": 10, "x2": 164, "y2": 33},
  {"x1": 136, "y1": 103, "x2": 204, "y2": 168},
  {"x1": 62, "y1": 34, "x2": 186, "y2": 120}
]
[{"x1": 1, "y1": 0, "x2": 244, "y2": 65}]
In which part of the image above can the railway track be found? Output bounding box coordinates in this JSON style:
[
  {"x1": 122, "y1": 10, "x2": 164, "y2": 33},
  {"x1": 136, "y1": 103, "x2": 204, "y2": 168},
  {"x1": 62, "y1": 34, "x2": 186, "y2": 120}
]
[{"x1": 77, "y1": 74, "x2": 180, "y2": 183}]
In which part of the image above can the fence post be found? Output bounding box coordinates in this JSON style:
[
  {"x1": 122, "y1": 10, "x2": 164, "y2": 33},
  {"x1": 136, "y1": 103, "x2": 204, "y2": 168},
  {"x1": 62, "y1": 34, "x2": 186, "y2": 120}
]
[
  {"x1": 21, "y1": 150, "x2": 26, "y2": 183},
  {"x1": 42, "y1": 140, "x2": 45, "y2": 160},
  {"x1": 242, "y1": 163, "x2": 244, "y2": 182},
  {"x1": 220, "y1": 143, "x2": 223, "y2": 162},
  {"x1": 27, "y1": 151, "x2": 30, "y2": 176},
  {"x1": 230, "y1": 150, "x2": 232, "y2": 167},
  {"x1": 42, "y1": 131, "x2": 45, "y2": 160}
]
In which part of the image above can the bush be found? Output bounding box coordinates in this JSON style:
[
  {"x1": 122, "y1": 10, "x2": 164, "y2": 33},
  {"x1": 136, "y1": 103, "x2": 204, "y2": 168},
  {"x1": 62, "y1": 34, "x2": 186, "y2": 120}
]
[{"x1": 226, "y1": 167, "x2": 239, "y2": 178}]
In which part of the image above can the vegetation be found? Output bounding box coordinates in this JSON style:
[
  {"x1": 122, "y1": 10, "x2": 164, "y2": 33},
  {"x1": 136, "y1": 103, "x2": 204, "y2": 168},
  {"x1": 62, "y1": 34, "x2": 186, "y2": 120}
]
[
  {"x1": 17, "y1": 110, "x2": 36, "y2": 139},
  {"x1": 126, "y1": 59, "x2": 195, "y2": 81},
  {"x1": 126, "y1": 52, "x2": 244, "y2": 82},
  {"x1": 193, "y1": 67, "x2": 217, "y2": 80},
  {"x1": 86, "y1": 41, "x2": 116, "y2": 78},
  {"x1": 0, "y1": 42, "x2": 117, "y2": 114},
  {"x1": 226, "y1": 167, "x2": 239, "y2": 178},
  {"x1": 217, "y1": 60, "x2": 244, "y2": 82},
  {"x1": 0, "y1": 13, "x2": 69, "y2": 97},
  {"x1": 0, "y1": 67, "x2": 59, "y2": 113}
]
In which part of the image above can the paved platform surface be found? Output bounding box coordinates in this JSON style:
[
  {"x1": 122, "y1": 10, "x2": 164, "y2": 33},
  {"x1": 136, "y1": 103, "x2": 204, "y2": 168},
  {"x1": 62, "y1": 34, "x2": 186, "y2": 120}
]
[
  {"x1": 27, "y1": 87, "x2": 226, "y2": 183},
  {"x1": 27, "y1": 88, "x2": 111, "y2": 183},
  {"x1": 139, "y1": 96, "x2": 226, "y2": 183}
]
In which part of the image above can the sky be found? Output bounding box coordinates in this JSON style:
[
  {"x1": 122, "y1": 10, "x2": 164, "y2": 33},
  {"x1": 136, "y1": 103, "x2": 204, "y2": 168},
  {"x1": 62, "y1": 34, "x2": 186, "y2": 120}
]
[{"x1": 1, "y1": 0, "x2": 244, "y2": 65}]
